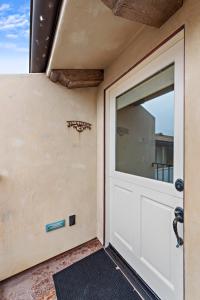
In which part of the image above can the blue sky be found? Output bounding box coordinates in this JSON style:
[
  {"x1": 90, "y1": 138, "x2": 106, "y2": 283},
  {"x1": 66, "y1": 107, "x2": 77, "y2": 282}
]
[
  {"x1": 142, "y1": 91, "x2": 174, "y2": 136},
  {"x1": 0, "y1": 0, "x2": 30, "y2": 74}
]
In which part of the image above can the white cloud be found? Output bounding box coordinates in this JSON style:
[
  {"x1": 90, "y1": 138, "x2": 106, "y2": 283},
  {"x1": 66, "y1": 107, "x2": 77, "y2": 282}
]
[
  {"x1": 0, "y1": 4, "x2": 10, "y2": 12},
  {"x1": 0, "y1": 42, "x2": 16, "y2": 49},
  {"x1": 0, "y1": 3, "x2": 30, "y2": 73},
  {"x1": 16, "y1": 47, "x2": 29, "y2": 53},
  {"x1": 0, "y1": 14, "x2": 28, "y2": 30},
  {"x1": 0, "y1": 42, "x2": 28, "y2": 53},
  {"x1": 6, "y1": 33, "x2": 18, "y2": 39}
]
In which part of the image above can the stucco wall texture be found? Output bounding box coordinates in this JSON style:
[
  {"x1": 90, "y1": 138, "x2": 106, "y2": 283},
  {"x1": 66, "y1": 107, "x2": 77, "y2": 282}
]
[{"x1": 0, "y1": 74, "x2": 97, "y2": 280}]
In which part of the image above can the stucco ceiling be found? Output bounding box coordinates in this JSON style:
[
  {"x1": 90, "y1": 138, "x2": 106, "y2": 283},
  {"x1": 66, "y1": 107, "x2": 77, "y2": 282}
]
[{"x1": 47, "y1": 0, "x2": 144, "y2": 71}]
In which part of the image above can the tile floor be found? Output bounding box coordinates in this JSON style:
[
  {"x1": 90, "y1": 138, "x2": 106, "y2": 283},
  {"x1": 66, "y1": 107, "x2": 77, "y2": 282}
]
[{"x1": 0, "y1": 239, "x2": 102, "y2": 300}]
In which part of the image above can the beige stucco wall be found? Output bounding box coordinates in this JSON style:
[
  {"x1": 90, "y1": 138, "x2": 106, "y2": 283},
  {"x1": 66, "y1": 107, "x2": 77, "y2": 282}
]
[
  {"x1": 0, "y1": 74, "x2": 97, "y2": 280},
  {"x1": 96, "y1": 0, "x2": 200, "y2": 299}
]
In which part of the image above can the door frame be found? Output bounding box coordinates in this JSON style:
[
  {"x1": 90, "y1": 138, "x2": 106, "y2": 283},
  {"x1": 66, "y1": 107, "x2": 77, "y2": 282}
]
[{"x1": 103, "y1": 27, "x2": 185, "y2": 298}]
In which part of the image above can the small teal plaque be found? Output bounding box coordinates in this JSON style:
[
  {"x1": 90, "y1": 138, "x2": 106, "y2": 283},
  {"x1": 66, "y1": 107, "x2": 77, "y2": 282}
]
[{"x1": 45, "y1": 219, "x2": 65, "y2": 232}]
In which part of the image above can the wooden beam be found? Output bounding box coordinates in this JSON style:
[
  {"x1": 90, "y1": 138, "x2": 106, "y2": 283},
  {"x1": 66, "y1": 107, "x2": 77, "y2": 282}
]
[
  {"x1": 101, "y1": 0, "x2": 183, "y2": 27},
  {"x1": 49, "y1": 69, "x2": 104, "y2": 89}
]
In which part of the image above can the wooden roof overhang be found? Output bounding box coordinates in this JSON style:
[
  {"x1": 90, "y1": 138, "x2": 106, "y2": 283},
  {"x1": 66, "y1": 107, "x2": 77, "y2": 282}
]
[{"x1": 29, "y1": 0, "x2": 183, "y2": 88}]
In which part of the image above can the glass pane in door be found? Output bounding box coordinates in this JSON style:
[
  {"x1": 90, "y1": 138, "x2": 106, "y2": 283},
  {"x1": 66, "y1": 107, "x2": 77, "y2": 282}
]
[{"x1": 116, "y1": 64, "x2": 174, "y2": 183}]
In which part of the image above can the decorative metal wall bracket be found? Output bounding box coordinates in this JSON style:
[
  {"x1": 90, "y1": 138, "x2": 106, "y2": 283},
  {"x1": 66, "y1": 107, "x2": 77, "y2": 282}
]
[{"x1": 66, "y1": 121, "x2": 92, "y2": 133}]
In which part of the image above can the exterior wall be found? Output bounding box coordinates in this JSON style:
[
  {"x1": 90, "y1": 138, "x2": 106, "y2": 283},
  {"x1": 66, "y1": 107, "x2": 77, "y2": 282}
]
[
  {"x1": 0, "y1": 74, "x2": 97, "y2": 280},
  {"x1": 96, "y1": 0, "x2": 200, "y2": 299}
]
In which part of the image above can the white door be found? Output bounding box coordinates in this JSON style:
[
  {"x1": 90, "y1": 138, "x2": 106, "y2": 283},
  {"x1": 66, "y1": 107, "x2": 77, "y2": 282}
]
[{"x1": 106, "y1": 35, "x2": 184, "y2": 300}]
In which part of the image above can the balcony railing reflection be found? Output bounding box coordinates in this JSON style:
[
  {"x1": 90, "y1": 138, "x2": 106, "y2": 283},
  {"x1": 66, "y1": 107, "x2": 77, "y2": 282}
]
[{"x1": 152, "y1": 162, "x2": 173, "y2": 183}]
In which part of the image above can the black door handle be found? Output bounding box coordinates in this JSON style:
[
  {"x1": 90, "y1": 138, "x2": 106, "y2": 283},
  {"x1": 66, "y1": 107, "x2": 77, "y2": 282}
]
[{"x1": 173, "y1": 207, "x2": 184, "y2": 248}]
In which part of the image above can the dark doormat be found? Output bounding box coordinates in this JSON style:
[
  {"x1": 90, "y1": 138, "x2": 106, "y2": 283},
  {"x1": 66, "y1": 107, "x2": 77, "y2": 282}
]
[{"x1": 53, "y1": 249, "x2": 141, "y2": 300}]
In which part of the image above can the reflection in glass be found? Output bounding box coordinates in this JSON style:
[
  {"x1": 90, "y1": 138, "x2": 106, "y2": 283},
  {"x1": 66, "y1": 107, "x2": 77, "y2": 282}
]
[{"x1": 116, "y1": 65, "x2": 174, "y2": 183}]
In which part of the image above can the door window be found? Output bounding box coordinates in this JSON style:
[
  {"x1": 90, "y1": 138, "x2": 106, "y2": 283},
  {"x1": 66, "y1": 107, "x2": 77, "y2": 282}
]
[{"x1": 116, "y1": 64, "x2": 174, "y2": 183}]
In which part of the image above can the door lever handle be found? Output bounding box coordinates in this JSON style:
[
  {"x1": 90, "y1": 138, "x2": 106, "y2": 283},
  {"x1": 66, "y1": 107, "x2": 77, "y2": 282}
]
[{"x1": 173, "y1": 207, "x2": 184, "y2": 248}]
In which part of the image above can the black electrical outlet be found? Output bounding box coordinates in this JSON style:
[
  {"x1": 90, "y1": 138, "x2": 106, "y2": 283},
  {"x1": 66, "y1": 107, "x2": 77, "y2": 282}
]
[{"x1": 69, "y1": 215, "x2": 76, "y2": 226}]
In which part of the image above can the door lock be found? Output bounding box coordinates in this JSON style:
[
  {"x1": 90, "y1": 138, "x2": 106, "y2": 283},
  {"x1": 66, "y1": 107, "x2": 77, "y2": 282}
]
[
  {"x1": 173, "y1": 207, "x2": 184, "y2": 248},
  {"x1": 175, "y1": 179, "x2": 184, "y2": 192}
]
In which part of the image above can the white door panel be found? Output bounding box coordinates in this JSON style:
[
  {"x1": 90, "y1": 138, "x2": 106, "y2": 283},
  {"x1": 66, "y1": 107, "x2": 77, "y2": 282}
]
[
  {"x1": 106, "y1": 35, "x2": 184, "y2": 300},
  {"x1": 110, "y1": 178, "x2": 140, "y2": 257},
  {"x1": 140, "y1": 196, "x2": 174, "y2": 280}
]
